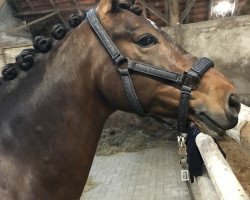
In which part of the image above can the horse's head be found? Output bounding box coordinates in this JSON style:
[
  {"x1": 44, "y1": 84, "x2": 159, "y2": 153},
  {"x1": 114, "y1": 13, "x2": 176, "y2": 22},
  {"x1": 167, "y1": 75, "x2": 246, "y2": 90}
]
[{"x1": 91, "y1": 0, "x2": 240, "y2": 136}]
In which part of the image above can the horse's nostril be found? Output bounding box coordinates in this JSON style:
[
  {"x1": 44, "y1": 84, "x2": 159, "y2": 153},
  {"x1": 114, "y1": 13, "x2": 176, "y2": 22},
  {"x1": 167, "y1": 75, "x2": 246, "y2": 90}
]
[{"x1": 229, "y1": 93, "x2": 241, "y2": 114}]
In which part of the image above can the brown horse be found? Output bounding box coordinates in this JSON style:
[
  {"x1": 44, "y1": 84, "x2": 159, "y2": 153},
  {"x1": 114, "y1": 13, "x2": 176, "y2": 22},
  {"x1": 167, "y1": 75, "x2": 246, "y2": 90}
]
[{"x1": 0, "y1": 0, "x2": 240, "y2": 199}]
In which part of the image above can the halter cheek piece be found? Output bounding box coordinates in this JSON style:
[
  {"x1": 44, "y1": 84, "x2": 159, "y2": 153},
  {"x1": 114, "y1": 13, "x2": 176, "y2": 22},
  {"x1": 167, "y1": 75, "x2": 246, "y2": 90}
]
[{"x1": 86, "y1": 9, "x2": 214, "y2": 134}]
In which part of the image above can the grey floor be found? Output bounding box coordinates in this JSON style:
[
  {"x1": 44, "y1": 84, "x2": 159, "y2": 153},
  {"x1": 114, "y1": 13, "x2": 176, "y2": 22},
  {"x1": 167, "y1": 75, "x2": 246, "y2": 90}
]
[{"x1": 81, "y1": 143, "x2": 198, "y2": 200}]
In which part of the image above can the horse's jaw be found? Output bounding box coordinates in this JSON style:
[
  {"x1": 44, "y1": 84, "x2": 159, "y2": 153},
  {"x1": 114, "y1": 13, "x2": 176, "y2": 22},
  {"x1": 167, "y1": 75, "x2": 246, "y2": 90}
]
[
  {"x1": 189, "y1": 112, "x2": 239, "y2": 137},
  {"x1": 190, "y1": 117, "x2": 225, "y2": 137}
]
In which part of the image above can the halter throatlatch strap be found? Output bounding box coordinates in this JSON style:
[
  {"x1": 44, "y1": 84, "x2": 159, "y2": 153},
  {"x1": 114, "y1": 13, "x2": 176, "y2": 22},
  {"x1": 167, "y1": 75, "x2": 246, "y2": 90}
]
[
  {"x1": 177, "y1": 85, "x2": 192, "y2": 133},
  {"x1": 87, "y1": 9, "x2": 145, "y2": 115},
  {"x1": 118, "y1": 68, "x2": 145, "y2": 116},
  {"x1": 86, "y1": 9, "x2": 214, "y2": 133},
  {"x1": 87, "y1": 9, "x2": 126, "y2": 65}
]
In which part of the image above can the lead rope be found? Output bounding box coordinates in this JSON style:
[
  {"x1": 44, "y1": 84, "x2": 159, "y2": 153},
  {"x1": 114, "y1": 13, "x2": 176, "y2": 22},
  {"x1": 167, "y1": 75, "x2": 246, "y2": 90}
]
[
  {"x1": 177, "y1": 134, "x2": 189, "y2": 179},
  {"x1": 177, "y1": 134, "x2": 196, "y2": 200}
]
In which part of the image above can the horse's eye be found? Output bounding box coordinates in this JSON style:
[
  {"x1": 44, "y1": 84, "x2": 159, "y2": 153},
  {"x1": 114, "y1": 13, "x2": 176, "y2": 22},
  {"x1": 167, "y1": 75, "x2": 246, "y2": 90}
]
[{"x1": 136, "y1": 34, "x2": 157, "y2": 48}]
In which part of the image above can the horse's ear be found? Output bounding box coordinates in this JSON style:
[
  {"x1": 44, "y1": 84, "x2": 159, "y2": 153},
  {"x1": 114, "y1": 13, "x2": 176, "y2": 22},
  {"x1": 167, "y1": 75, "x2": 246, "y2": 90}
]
[{"x1": 97, "y1": 0, "x2": 135, "y2": 15}]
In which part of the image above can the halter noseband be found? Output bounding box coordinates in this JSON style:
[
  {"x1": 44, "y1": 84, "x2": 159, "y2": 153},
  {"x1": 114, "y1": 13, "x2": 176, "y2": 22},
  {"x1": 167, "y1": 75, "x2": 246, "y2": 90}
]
[{"x1": 86, "y1": 9, "x2": 214, "y2": 134}]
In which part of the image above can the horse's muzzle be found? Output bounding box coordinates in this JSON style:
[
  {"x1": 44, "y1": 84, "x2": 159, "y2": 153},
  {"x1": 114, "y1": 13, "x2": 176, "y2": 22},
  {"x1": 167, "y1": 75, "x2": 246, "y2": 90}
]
[{"x1": 227, "y1": 93, "x2": 241, "y2": 119}]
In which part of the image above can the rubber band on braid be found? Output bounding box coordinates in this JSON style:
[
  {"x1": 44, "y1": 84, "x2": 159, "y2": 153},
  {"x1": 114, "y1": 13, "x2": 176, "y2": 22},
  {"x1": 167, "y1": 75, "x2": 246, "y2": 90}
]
[
  {"x1": 33, "y1": 36, "x2": 53, "y2": 53},
  {"x1": 51, "y1": 24, "x2": 67, "y2": 40},
  {"x1": 16, "y1": 48, "x2": 35, "y2": 71},
  {"x1": 68, "y1": 13, "x2": 84, "y2": 28},
  {"x1": 2, "y1": 63, "x2": 18, "y2": 81}
]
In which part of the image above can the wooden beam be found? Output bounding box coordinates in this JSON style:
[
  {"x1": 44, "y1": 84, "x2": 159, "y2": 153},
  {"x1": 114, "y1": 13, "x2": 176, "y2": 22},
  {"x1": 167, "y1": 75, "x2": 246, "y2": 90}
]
[
  {"x1": 71, "y1": 0, "x2": 78, "y2": 4},
  {"x1": 184, "y1": 0, "x2": 190, "y2": 24},
  {"x1": 13, "y1": 9, "x2": 57, "y2": 16},
  {"x1": 8, "y1": 0, "x2": 21, "y2": 12},
  {"x1": 184, "y1": 13, "x2": 189, "y2": 24},
  {"x1": 4, "y1": 11, "x2": 58, "y2": 34},
  {"x1": 48, "y1": 0, "x2": 56, "y2": 7},
  {"x1": 0, "y1": 0, "x2": 5, "y2": 8},
  {"x1": 164, "y1": 0, "x2": 169, "y2": 23},
  {"x1": 180, "y1": 0, "x2": 196, "y2": 23},
  {"x1": 207, "y1": 0, "x2": 213, "y2": 20},
  {"x1": 138, "y1": 0, "x2": 169, "y2": 25},
  {"x1": 196, "y1": 168, "x2": 220, "y2": 200},
  {"x1": 233, "y1": 0, "x2": 239, "y2": 16},
  {"x1": 71, "y1": 0, "x2": 82, "y2": 15},
  {"x1": 13, "y1": 3, "x2": 97, "y2": 16},
  {"x1": 41, "y1": 20, "x2": 51, "y2": 36},
  {"x1": 196, "y1": 133, "x2": 249, "y2": 200},
  {"x1": 24, "y1": 0, "x2": 35, "y2": 10},
  {"x1": 57, "y1": 12, "x2": 67, "y2": 26},
  {"x1": 47, "y1": 0, "x2": 67, "y2": 26},
  {"x1": 142, "y1": 5, "x2": 147, "y2": 18},
  {"x1": 168, "y1": 0, "x2": 179, "y2": 26}
]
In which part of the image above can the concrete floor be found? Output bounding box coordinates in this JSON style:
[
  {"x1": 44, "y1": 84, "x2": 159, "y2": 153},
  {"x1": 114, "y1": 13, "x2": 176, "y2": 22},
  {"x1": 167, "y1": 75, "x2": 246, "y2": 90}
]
[{"x1": 81, "y1": 143, "x2": 201, "y2": 200}]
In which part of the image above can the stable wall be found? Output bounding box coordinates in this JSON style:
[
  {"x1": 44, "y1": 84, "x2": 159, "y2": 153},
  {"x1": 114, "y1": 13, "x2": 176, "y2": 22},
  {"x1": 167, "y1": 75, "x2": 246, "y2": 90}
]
[
  {"x1": 0, "y1": 34, "x2": 32, "y2": 72},
  {"x1": 163, "y1": 15, "x2": 250, "y2": 106},
  {"x1": 0, "y1": 42, "x2": 32, "y2": 64},
  {"x1": 0, "y1": 2, "x2": 32, "y2": 71}
]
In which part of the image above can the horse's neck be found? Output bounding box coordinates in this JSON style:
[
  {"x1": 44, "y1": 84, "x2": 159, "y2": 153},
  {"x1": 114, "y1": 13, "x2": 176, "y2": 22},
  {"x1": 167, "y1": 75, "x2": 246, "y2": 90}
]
[
  {"x1": 44, "y1": 21, "x2": 113, "y2": 141},
  {"x1": 0, "y1": 22, "x2": 113, "y2": 198},
  {"x1": 38, "y1": 23, "x2": 114, "y2": 191}
]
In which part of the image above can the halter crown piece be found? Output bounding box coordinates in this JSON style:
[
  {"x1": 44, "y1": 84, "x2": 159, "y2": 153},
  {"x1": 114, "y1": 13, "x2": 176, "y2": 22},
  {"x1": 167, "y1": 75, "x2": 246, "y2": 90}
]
[{"x1": 86, "y1": 9, "x2": 214, "y2": 134}]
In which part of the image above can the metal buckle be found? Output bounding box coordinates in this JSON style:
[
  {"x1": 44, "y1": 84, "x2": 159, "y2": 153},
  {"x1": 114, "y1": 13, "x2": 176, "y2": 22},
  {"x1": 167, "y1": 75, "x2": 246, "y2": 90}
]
[
  {"x1": 177, "y1": 135, "x2": 188, "y2": 177},
  {"x1": 114, "y1": 53, "x2": 127, "y2": 66},
  {"x1": 177, "y1": 135, "x2": 186, "y2": 147},
  {"x1": 182, "y1": 71, "x2": 200, "y2": 90},
  {"x1": 118, "y1": 68, "x2": 130, "y2": 76},
  {"x1": 181, "y1": 169, "x2": 190, "y2": 181}
]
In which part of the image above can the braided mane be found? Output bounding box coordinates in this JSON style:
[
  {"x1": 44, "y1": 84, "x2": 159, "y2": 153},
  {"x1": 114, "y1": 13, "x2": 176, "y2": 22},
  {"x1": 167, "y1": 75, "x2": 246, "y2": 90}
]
[{"x1": 0, "y1": 5, "x2": 142, "y2": 87}]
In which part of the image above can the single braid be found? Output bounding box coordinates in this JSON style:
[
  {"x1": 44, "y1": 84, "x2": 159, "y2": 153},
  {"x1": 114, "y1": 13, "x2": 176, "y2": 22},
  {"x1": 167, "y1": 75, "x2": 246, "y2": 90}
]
[
  {"x1": 51, "y1": 24, "x2": 67, "y2": 40},
  {"x1": 2, "y1": 63, "x2": 18, "y2": 81},
  {"x1": 16, "y1": 48, "x2": 35, "y2": 71},
  {"x1": 0, "y1": 11, "x2": 89, "y2": 82},
  {"x1": 68, "y1": 13, "x2": 84, "y2": 28},
  {"x1": 33, "y1": 36, "x2": 53, "y2": 53}
]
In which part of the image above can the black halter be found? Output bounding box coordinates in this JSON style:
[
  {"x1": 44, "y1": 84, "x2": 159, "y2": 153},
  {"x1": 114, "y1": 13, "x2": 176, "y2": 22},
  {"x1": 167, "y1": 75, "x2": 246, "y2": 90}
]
[{"x1": 86, "y1": 9, "x2": 214, "y2": 134}]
